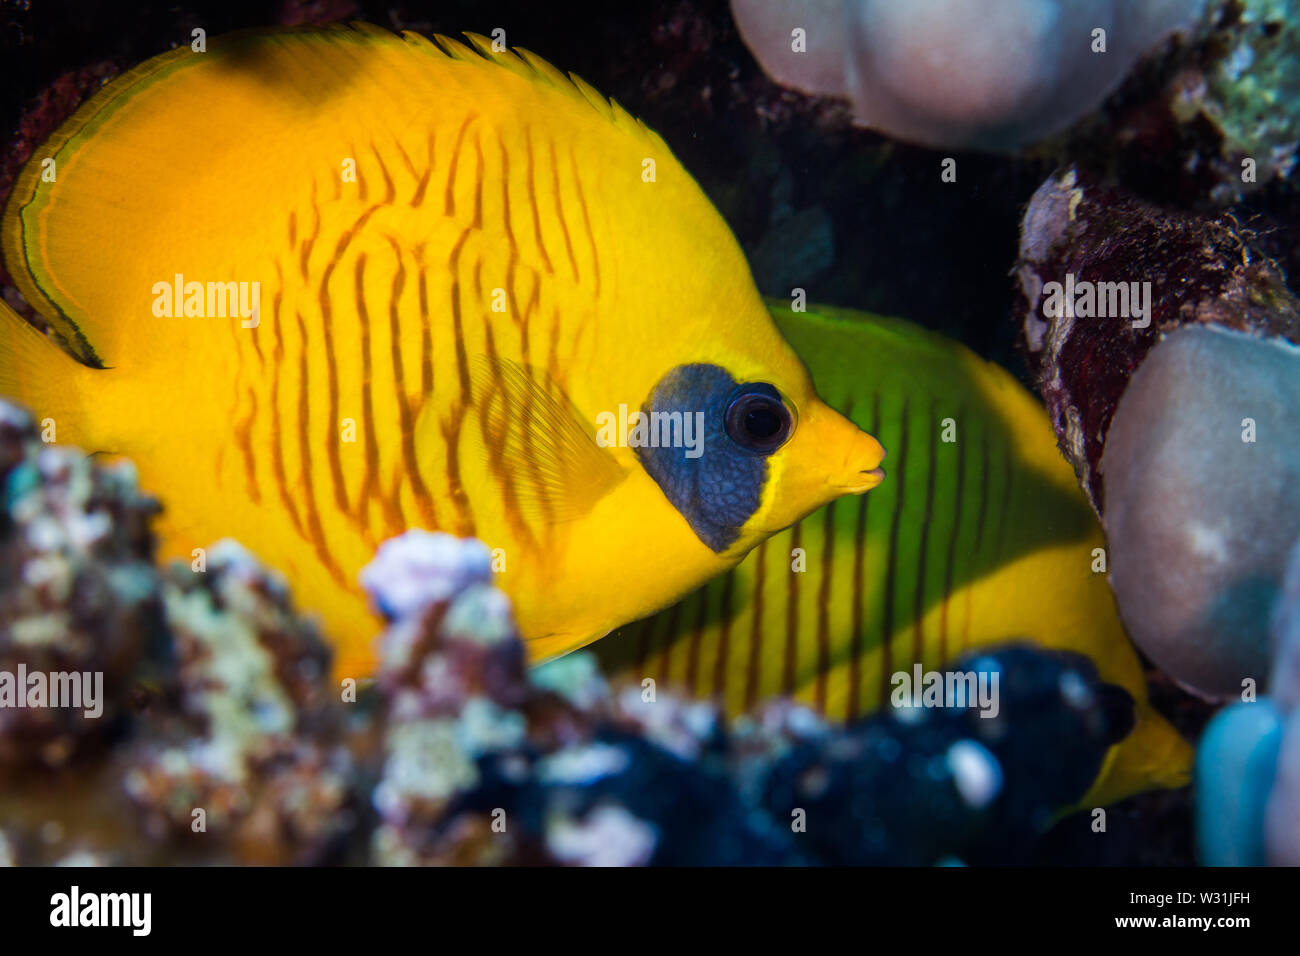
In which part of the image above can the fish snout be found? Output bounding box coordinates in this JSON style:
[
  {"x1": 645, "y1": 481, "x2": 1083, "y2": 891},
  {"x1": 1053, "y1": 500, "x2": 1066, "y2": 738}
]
[
  {"x1": 836, "y1": 441, "x2": 886, "y2": 493},
  {"x1": 821, "y1": 409, "x2": 886, "y2": 494},
  {"x1": 756, "y1": 401, "x2": 886, "y2": 535}
]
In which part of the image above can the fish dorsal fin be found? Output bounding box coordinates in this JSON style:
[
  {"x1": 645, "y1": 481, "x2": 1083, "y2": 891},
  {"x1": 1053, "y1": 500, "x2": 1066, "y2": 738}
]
[
  {"x1": 1, "y1": 23, "x2": 672, "y2": 369},
  {"x1": 470, "y1": 355, "x2": 625, "y2": 524},
  {"x1": 454, "y1": 32, "x2": 654, "y2": 136}
]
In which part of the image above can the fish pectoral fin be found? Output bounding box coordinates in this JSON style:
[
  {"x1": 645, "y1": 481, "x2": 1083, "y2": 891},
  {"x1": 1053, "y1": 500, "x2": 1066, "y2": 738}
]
[{"x1": 469, "y1": 355, "x2": 625, "y2": 523}]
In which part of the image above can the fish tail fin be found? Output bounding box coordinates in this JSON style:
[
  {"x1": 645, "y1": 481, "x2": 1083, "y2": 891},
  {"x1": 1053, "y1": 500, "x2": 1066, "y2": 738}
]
[
  {"x1": 1079, "y1": 705, "x2": 1193, "y2": 809},
  {"x1": 0, "y1": 301, "x2": 98, "y2": 442}
]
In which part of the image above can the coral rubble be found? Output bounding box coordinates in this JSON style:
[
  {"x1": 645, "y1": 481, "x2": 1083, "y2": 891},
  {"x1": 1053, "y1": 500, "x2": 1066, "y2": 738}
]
[
  {"x1": 0, "y1": 403, "x2": 158, "y2": 770},
  {"x1": 0, "y1": 452, "x2": 1147, "y2": 865},
  {"x1": 1015, "y1": 166, "x2": 1300, "y2": 512},
  {"x1": 363, "y1": 532, "x2": 1132, "y2": 866}
]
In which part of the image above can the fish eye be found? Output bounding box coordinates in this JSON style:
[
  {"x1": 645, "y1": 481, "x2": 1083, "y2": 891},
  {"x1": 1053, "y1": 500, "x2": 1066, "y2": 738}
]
[{"x1": 724, "y1": 383, "x2": 793, "y2": 454}]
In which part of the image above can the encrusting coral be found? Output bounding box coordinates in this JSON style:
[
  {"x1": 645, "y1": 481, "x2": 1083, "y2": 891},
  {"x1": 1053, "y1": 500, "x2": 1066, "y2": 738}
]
[{"x1": 1161, "y1": 0, "x2": 1300, "y2": 203}]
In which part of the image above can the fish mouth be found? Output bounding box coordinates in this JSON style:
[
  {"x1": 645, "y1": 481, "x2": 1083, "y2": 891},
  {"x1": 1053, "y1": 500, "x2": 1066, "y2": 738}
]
[{"x1": 835, "y1": 467, "x2": 885, "y2": 494}]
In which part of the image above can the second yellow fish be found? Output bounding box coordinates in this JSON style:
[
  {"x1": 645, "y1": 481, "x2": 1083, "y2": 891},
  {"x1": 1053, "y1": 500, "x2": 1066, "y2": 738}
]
[
  {"x1": 0, "y1": 24, "x2": 885, "y2": 677},
  {"x1": 597, "y1": 303, "x2": 1192, "y2": 805}
]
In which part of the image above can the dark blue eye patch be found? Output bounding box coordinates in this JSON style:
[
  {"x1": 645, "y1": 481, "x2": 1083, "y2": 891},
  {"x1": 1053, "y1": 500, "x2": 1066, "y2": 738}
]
[{"x1": 636, "y1": 363, "x2": 767, "y2": 552}]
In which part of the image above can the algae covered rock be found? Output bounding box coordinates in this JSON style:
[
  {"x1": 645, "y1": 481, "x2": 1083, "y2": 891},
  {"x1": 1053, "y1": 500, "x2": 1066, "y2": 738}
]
[
  {"x1": 1016, "y1": 166, "x2": 1300, "y2": 514},
  {"x1": 1016, "y1": 166, "x2": 1300, "y2": 698},
  {"x1": 1164, "y1": 0, "x2": 1300, "y2": 202}
]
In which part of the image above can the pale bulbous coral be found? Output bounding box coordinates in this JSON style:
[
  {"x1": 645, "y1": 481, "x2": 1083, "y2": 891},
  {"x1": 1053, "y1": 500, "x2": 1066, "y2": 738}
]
[
  {"x1": 731, "y1": 0, "x2": 1207, "y2": 149},
  {"x1": 1103, "y1": 326, "x2": 1300, "y2": 698},
  {"x1": 1196, "y1": 540, "x2": 1300, "y2": 865}
]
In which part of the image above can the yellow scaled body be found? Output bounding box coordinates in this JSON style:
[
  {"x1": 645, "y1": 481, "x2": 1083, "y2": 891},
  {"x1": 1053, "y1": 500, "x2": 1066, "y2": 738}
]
[
  {"x1": 597, "y1": 304, "x2": 1192, "y2": 804},
  {"x1": 0, "y1": 26, "x2": 883, "y2": 677}
]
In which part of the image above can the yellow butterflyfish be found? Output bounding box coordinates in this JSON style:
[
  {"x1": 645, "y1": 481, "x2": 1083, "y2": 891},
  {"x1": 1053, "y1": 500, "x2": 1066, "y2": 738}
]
[
  {"x1": 596, "y1": 303, "x2": 1192, "y2": 806},
  {"x1": 0, "y1": 25, "x2": 885, "y2": 678}
]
